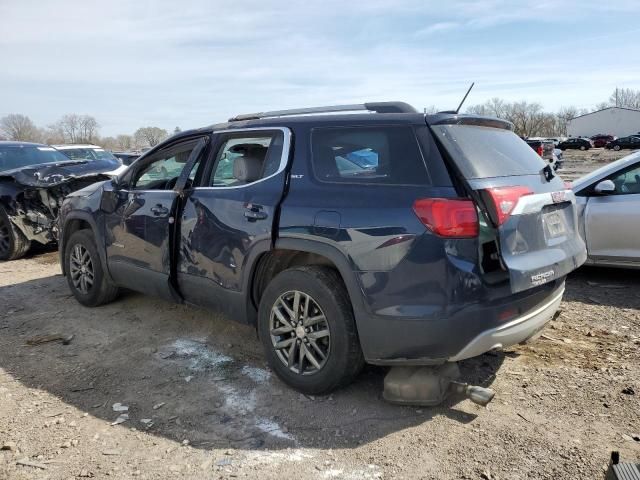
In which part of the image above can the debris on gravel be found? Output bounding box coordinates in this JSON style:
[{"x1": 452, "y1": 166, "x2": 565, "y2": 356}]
[{"x1": 0, "y1": 204, "x2": 639, "y2": 479}]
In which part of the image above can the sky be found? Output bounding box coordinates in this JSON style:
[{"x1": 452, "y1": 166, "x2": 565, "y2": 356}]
[{"x1": 1, "y1": 0, "x2": 640, "y2": 137}]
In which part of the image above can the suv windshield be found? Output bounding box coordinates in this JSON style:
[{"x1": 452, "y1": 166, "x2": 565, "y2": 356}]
[
  {"x1": 61, "y1": 148, "x2": 118, "y2": 162},
  {"x1": 431, "y1": 124, "x2": 547, "y2": 179},
  {"x1": 0, "y1": 145, "x2": 72, "y2": 172}
]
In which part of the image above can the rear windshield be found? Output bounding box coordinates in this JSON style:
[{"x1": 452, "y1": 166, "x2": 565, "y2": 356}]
[
  {"x1": 431, "y1": 125, "x2": 547, "y2": 179},
  {"x1": 311, "y1": 126, "x2": 430, "y2": 185},
  {"x1": 0, "y1": 145, "x2": 70, "y2": 172}
]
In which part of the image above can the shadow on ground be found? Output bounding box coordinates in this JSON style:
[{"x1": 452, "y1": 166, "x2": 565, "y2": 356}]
[
  {"x1": 564, "y1": 266, "x2": 640, "y2": 310},
  {"x1": 0, "y1": 272, "x2": 504, "y2": 453}
]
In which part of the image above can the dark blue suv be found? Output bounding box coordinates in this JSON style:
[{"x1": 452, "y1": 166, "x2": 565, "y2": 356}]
[{"x1": 59, "y1": 102, "x2": 586, "y2": 394}]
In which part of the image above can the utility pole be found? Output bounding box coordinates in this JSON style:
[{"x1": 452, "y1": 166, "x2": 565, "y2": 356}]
[{"x1": 615, "y1": 87, "x2": 619, "y2": 107}]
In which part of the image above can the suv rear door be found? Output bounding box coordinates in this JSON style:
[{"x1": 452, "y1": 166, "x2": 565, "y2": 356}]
[
  {"x1": 176, "y1": 127, "x2": 291, "y2": 317},
  {"x1": 429, "y1": 118, "x2": 587, "y2": 293}
]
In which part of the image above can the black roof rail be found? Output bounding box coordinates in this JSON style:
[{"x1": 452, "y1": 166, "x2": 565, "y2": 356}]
[{"x1": 228, "y1": 101, "x2": 417, "y2": 122}]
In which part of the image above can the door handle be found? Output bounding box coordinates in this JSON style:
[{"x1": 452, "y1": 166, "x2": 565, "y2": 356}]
[
  {"x1": 244, "y1": 210, "x2": 268, "y2": 220},
  {"x1": 151, "y1": 204, "x2": 169, "y2": 216},
  {"x1": 244, "y1": 204, "x2": 268, "y2": 221}
]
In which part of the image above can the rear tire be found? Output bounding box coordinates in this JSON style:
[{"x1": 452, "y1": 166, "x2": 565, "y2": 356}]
[
  {"x1": 257, "y1": 266, "x2": 364, "y2": 394},
  {"x1": 64, "y1": 229, "x2": 119, "y2": 307},
  {"x1": 613, "y1": 145, "x2": 621, "y2": 151},
  {"x1": 0, "y1": 205, "x2": 30, "y2": 261},
  {"x1": 579, "y1": 145, "x2": 587, "y2": 151}
]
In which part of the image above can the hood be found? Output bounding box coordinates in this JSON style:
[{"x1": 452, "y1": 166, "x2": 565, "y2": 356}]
[{"x1": 0, "y1": 158, "x2": 117, "y2": 187}]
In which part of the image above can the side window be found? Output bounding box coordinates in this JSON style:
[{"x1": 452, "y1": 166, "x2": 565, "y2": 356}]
[
  {"x1": 132, "y1": 139, "x2": 200, "y2": 190},
  {"x1": 608, "y1": 164, "x2": 640, "y2": 195},
  {"x1": 208, "y1": 131, "x2": 284, "y2": 187},
  {"x1": 311, "y1": 126, "x2": 430, "y2": 185}
]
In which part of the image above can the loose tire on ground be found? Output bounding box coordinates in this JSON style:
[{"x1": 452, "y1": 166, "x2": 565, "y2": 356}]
[
  {"x1": 64, "y1": 229, "x2": 119, "y2": 307},
  {"x1": 0, "y1": 205, "x2": 30, "y2": 261},
  {"x1": 257, "y1": 266, "x2": 364, "y2": 394}
]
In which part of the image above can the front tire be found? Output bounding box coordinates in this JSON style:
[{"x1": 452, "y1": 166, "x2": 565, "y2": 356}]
[
  {"x1": 258, "y1": 266, "x2": 364, "y2": 394},
  {"x1": 65, "y1": 230, "x2": 119, "y2": 307},
  {"x1": 613, "y1": 145, "x2": 621, "y2": 151},
  {"x1": 0, "y1": 205, "x2": 30, "y2": 261},
  {"x1": 579, "y1": 145, "x2": 587, "y2": 151}
]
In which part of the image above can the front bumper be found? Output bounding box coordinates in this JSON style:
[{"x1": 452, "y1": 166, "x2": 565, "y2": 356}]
[{"x1": 448, "y1": 286, "x2": 564, "y2": 361}]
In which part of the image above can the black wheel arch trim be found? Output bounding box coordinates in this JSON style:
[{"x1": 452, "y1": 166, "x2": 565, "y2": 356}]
[{"x1": 266, "y1": 236, "x2": 369, "y2": 331}]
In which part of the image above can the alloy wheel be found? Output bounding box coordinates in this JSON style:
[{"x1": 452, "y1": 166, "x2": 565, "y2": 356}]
[
  {"x1": 269, "y1": 290, "x2": 331, "y2": 375},
  {"x1": 0, "y1": 217, "x2": 10, "y2": 257},
  {"x1": 69, "y1": 244, "x2": 94, "y2": 294}
]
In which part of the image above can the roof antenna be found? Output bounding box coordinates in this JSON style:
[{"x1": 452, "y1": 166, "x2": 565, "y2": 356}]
[{"x1": 455, "y1": 82, "x2": 475, "y2": 114}]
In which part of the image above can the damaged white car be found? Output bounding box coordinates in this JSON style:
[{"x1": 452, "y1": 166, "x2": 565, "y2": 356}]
[{"x1": 0, "y1": 141, "x2": 115, "y2": 260}]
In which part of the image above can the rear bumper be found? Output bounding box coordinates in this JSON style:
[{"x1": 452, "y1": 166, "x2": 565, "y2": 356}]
[
  {"x1": 359, "y1": 277, "x2": 566, "y2": 366},
  {"x1": 448, "y1": 286, "x2": 563, "y2": 361}
]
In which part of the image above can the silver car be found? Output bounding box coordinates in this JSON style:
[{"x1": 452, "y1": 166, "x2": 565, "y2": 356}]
[{"x1": 572, "y1": 151, "x2": 640, "y2": 268}]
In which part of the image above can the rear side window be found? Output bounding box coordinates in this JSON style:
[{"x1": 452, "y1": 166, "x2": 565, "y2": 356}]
[
  {"x1": 208, "y1": 131, "x2": 284, "y2": 187},
  {"x1": 311, "y1": 126, "x2": 430, "y2": 185},
  {"x1": 432, "y1": 125, "x2": 547, "y2": 179}
]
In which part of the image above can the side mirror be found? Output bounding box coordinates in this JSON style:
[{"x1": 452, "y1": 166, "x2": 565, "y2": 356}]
[{"x1": 594, "y1": 179, "x2": 615, "y2": 194}]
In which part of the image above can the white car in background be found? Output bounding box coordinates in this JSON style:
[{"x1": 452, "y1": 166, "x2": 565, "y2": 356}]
[
  {"x1": 571, "y1": 151, "x2": 640, "y2": 268},
  {"x1": 53, "y1": 144, "x2": 128, "y2": 176}
]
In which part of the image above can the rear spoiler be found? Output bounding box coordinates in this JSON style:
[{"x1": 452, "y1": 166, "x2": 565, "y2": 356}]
[{"x1": 426, "y1": 114, "x2": 514, "y2": 131}]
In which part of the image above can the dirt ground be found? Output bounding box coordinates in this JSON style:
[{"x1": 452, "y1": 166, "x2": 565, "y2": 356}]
[
  {"x1": 1, "y1": 149, "x2": 639, "y2": 480},
  {"x1": 559, "y1": 146, "x2": 633, "y2": 181}
]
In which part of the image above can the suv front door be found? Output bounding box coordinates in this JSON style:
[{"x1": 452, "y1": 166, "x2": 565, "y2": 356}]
[
  {"x1": 177, "y1": 128, "x2": 291, "y2": 319},
  {"x1": 104, "y1": 136, "x2": 208, "y2": 298}
]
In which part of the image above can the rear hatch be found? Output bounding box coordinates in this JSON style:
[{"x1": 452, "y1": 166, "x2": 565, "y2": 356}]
[{"x1": 428, "y1": 116, "x2": 587, "y2": 293}]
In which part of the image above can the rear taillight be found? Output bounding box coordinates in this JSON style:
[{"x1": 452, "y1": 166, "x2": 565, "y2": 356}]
[
  {"x1": 536, "y1": 145, "x2": 543, "y2": 156},
  {"x1": 413, "y1": 198, "x2": 479, "y2": 238},
  {"x1": 484, "y1": 186, "x2": 533, "y2": 226}
]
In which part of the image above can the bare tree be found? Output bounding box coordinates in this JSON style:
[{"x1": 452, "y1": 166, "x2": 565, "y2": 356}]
[
  {"x1": 609, "y1": 88, "x2": 640, "y2": 109},
  {"x1": 52, "y1": 114, "x2": 100, "y2": 143},
  {"x1": 116, "y1": 134, "x2": 133, "y2": 150},
  {"x1": 98, "y1": 136, "x2": 118, "y2": 150},
  {"x1": 0, "y1": 114, "x2": 41, "y2": 142},
  {"x1": 134, "y1": 127, "x2": 168, "y2": 148},
  {"x1": 555, "y1": 106, "x2": 581, "y2": 136},
  {"x1": 593, "y1": 102, "x2": 611, "y2": 112},
  {"x1": 467, "y1": 98, "x2": 507, "y2": 118},
  {"x1": 55, "y1": 114, "x2": 80, "y2": 143},
  {"x1": 78, "y1": 115, "x2": 99, "y2": 143},
  {"x1": 173, "y1": 126, "x2": 182, "y2": 135}
]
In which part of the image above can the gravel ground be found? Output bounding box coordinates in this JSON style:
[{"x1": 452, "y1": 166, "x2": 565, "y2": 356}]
[
  {"x1": 1, "y1": 150, "x2": 639, "y2": 479},
  {"x1": 559, "y1": 146, "x2": 635, "y2": 181}
]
